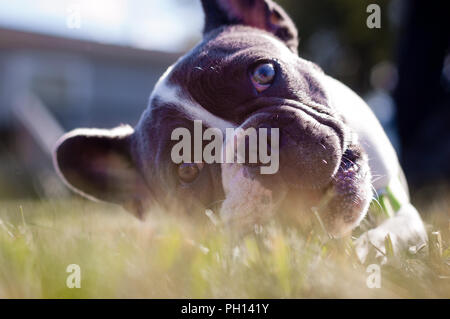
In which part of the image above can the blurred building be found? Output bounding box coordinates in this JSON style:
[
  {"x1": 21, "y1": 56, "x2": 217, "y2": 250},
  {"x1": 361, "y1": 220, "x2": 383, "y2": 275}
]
[{"x1": 0, "y1": 27, "x2": 180, "y2": 198}]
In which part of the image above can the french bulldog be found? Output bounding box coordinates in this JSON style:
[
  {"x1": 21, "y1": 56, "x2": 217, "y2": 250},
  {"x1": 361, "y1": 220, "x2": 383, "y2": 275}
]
[{"x1": 53, "y1": 0, "x2": 427, "y2": 262}]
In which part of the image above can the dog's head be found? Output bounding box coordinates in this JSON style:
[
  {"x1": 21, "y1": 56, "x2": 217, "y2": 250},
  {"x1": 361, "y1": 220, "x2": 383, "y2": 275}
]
[{"x1": 54, "y1": 0, "x2": 372, "y2": 237}]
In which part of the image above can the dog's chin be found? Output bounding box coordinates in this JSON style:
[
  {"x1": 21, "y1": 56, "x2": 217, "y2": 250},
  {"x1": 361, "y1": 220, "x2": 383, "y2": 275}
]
[
  {"x1": 311, "y1": 147, "x2": 372, "y2": 238},
  {"x1": 277, "y1": 146, "x2": 372, "y2": 238}
]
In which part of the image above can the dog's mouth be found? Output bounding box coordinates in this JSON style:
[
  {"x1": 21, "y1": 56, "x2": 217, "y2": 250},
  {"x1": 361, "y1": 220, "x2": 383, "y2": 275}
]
[
  {"x1": 276, "y1": 145, "x2": 373, "y2": 238},
  {"x1": 219, "y1": 144, "x2": 372, "y2": 238},
  {"x1": 253, "y1": 148, "x2": 369, "y2": 240},
  {"x1": 308, "y1": 146, "x2": 373, "y2": 237}
]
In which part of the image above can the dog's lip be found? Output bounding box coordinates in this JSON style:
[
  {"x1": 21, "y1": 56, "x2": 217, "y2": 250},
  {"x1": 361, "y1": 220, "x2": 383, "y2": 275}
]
[{"x1": 310, "y1": 147, "x2": 371, "y2": 236}]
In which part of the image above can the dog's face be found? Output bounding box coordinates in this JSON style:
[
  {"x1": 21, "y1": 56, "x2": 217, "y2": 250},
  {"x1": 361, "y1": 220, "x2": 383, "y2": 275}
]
[{"x1": 54, "y1": 0, "x2": 372, "y2": 237}]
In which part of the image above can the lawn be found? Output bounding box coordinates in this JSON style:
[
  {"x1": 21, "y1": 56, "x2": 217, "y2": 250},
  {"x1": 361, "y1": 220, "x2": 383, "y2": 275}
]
[{"x1": 0, "y1": 192, "x2": 449, "y2": 298}]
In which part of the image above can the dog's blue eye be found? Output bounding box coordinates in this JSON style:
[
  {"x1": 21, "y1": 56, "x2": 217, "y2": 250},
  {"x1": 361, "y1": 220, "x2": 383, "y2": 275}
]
[{"x1": 251, "y1": 63, "x2": 275, "y2": 92}]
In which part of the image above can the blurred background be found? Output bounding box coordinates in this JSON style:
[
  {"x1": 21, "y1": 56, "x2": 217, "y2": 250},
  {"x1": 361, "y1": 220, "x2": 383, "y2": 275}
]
[{"x1": 0, "y1": 0, "x2": 449, "y2": 201}]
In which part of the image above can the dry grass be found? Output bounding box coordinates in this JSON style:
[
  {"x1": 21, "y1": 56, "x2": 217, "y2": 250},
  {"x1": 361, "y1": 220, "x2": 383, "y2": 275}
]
[{"x1": 0, "y1": 192, "x2": 448, "y2": 298}]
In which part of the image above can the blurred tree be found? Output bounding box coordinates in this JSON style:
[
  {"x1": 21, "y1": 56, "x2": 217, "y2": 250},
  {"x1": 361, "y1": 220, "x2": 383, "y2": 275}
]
[{"x1": 277, "y1": 0, "x2": 393, "y2": 93}]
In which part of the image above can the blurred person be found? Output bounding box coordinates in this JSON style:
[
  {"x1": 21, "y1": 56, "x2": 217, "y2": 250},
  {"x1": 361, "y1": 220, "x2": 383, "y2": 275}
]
[{"x1": 394, "y1": 0, "x2": 450, "y2": 187}]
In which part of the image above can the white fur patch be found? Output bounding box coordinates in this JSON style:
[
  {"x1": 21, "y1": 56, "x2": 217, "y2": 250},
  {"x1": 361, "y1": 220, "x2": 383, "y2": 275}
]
[
  {"x1": 55, "y1": 126, "x2": 134, "y2": 142},
  {"x1": 220, "y1": 163, "x2": 277, "y2": 228}
]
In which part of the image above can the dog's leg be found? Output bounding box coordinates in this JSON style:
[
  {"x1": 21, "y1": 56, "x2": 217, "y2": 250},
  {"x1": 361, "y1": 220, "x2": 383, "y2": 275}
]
[{"x1": 355, "y1": 202, "x2": 427, "y2": 264}]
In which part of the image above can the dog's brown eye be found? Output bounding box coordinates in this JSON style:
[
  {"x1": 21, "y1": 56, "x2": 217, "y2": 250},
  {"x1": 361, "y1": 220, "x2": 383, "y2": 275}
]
[
  {"x1": 177, "y1": 163, "x2": 203, "y2": 183},
  {"x1": 251, "y1": 62, "x2": 275, "y2": 92}
]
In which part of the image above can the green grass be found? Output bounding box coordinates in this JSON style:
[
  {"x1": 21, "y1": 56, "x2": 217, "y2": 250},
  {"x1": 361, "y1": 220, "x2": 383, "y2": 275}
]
[{"x1": 0, "y1": 197, "x2": 449, "y2": 298}]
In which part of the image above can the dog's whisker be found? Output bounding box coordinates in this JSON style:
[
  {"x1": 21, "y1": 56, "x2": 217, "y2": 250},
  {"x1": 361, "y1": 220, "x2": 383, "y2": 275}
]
[
  {"x1": 370, "y1": 183, "x2": 380, "y2": 200},
  {"x1": 371, "y1": 175, "x2": 387, "y2": 184},
  {"x1": 371, "y1": 196, "x2": 383, "y2": 211}
]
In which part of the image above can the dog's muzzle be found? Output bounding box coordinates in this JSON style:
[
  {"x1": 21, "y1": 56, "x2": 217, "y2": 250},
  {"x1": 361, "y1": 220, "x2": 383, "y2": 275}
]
[{"x1": 239, "y1": 105, "x2": 345, "y2": 189}]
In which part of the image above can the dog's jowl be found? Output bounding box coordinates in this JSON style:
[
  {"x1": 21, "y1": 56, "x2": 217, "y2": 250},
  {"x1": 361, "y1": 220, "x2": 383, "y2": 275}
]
[{"x1": 54, "y1": 0, "x2": 427, "y2": 262}]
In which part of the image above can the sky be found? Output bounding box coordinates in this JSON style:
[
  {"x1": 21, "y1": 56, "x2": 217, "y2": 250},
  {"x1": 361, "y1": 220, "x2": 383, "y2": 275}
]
[{"x1": 0, "y1": 0, "x2": 204, "y2": 52}]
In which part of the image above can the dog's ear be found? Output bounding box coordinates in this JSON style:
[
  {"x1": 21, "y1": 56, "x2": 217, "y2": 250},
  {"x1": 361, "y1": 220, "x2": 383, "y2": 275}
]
[
  {"x1": 201, "y1": 0, "x2": 298, "y2": 53},
  {"x1": 53, "y1": 126, "x2": 149, "y2": 218}
]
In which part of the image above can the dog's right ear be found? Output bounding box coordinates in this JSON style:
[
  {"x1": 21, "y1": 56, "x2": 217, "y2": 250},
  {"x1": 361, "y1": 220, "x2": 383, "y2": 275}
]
[
  {"x1": 201, "y1": 0, "x2": 299, "y2": 53},
  {"x1": 53, "y1": 126, "x2": 150, "y2": 218}
]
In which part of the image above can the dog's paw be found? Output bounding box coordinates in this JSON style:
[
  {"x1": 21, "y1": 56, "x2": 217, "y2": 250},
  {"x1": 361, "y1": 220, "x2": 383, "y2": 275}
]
[
  {"x1": 354, "y1": 203, "x2": 427, "y2": 264},
  {"x1": 354, "y1": 229, "x2": 393, "y2": 264}
]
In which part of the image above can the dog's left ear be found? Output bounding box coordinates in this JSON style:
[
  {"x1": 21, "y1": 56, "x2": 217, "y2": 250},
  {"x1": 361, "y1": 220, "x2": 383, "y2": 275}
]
[
  {"x1": 53, "y1": 126, "x2": 150, "y2": 219},
  {"x1": 201, "y1": 0, "x2": 299, "y2": 53}
]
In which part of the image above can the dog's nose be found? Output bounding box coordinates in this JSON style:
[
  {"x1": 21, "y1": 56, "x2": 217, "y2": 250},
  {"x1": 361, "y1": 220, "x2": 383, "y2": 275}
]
[{"x1": 243, "y1": 108, "x2": 343, "y2": 189}]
